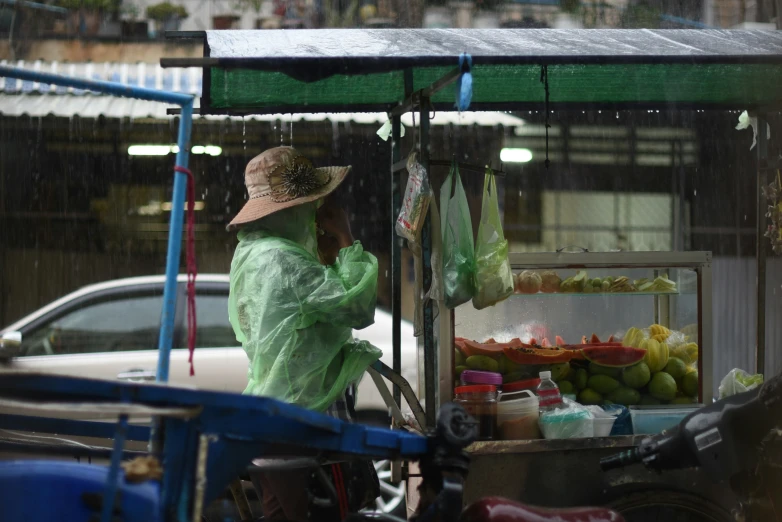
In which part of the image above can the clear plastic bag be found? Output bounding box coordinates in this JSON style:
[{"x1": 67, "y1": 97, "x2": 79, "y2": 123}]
[
  {"x1": 395, "y1": 152, "x2": 432, "y2": 242},
  {"x1": 538, "y1": 398, "x2": 594, "y2": 439},
  {"x1": 719, "y1": 368, "x2": 764, "y2": 399},
  {"x1": 440, "y1": 161, "x2": 475, "y2": 309},
  {"x1": 472, "y1": 168, "x2": 513, "y2": 310}
]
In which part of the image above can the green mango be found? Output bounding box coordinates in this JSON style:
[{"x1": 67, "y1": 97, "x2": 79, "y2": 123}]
[
  {"x1": 606, "y1": 386, "x2": 641, "y2": 406},
  {"x1": 575, "y1": 368, "x2": 589, "y2": 390},
  {"x1": 550, "y1": 362, "x2": 571, "y2": 382},
  {"x1": 648, "y1": 372, "x2": 677, "y2": 401},
  {"x1": 588, "y1": 374, "x2": 621, "y2": 395},
  {"x1": 455, "y1": 349, "x2": 466, "y2": 367},
  {"x1": 578, "y1": 388, "x2": 603, "y2": 405},
  {"x1": 455, "y1": 365, "x2": 468, "y2": 378},
  {"x1": 558, "y1": 381, "x2": 575, "y2": 394},
  {"x1": 465, "y1": 355, "x2": 499, "y2": 373},
  {"x1": 588, "y1": 362, "x2": 622, "y2": 378}
]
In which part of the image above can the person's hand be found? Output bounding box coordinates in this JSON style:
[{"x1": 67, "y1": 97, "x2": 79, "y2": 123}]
[
  {"x1": 317, "y1": 232, "x2": 341, "y2": 266},
  {"x1": 316, "y1": 198, "x2": 353, "y2": 249}
]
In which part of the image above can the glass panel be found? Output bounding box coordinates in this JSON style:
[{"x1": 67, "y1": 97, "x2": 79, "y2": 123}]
[
  {"x1": 454, "y1": 262, "x2": 702, "y2": 408},
  {"x1": 182, "y1": 293, "x2": 241, "y2": 348},
  {"x1": 20, "y1": 296, "x2": 163, "y2": 356}
]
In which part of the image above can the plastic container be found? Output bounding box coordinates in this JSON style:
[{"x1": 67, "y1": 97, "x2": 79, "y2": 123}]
[
  {"x1": 593, "y1": 416, "x2": 617, "y2": 437},
  {"x1": 454, "y1": 385, "x2": 499, "y2": 440},
  {"x1": 460, "y1": 370, "x2": 503, "y2": 388},
  {"x1": 629, "y1": 405, "x2": 700, "y2": 434},
  {"x1": 497, "y1": 389, "x2": 541, "y2": 440},
  {"x1": 536, "y1": 371, "x2": 564, "y2": 412}
]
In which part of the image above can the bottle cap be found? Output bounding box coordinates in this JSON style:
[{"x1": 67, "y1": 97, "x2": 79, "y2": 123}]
[{"x1": 539, "y1": 371, "x2": 552, "y2": 379}]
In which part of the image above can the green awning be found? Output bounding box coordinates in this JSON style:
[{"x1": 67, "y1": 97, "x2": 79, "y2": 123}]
[{"x1": 173, "y1": 29, "x2": 782, "y2": 114}]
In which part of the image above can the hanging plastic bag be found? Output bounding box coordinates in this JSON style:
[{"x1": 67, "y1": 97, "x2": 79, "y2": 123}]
[
  {"x1": 719, "y1": 368, "x2": 764, "y2": 399},
  {"x1": 395, "y1": 152, "x2": 432, "y2": 242},
  {"x1": 472, "y1": 168, "x2": 513, "y2": 310},
  {"x1": 439, "y1": 161, "x2": 475, "y2": 309}
]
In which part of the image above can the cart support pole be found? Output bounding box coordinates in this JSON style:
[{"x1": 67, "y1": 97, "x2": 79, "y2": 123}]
[
  {"x1": 756, "y1": 113, "x2": 768, "y2": 377},
  {"x1": 156, "y1": 99, "x2": 194, "y2": 383},
  {"x1": 391, "y1": 115, "x2": 402, "y2": 408},
  {"x1": 419, "y1": 96, "x2": 437, "y2": 429}
]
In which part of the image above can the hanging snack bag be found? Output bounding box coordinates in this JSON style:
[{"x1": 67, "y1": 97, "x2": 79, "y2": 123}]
[
  {"x1": 440, "y1": 160, "x2": 475, "y2": 308},
  {"x1": 395, "y1": 152, "x2": 432, "y2": 242},
  {"x1": 472, "y1": 167, "x2": 514, "y2": 310}
]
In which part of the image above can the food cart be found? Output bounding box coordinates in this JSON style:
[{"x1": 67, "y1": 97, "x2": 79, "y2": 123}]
[
  {"x1": 161, "y1": 28, "x2": 782, "y2": 520},
  {"x1": 0, "y1": 28, "x2": 779, "y2": 522}
]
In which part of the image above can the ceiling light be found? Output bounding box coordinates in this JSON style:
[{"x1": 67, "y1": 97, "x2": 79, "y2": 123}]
[
  {"x1": 500, "y1": 148, "x2": 533, "y2": 163},
  {"x1": 128, "y1": 145, "x2": 173, "y2": 156},
  {"x1": 128, "y1": 145, "x2": 223, "y2": 157}
]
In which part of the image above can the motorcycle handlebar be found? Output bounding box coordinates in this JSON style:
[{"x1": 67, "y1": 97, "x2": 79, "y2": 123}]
[{"x1": 599, "y1": 447, "x2": 644, "y2": 471}]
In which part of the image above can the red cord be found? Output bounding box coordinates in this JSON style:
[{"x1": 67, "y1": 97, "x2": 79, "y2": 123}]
[
  {"x1": 331, "y1": 464, "x2": 348, "y2": 520},
  {"x1": 175, "y1": 166, "x2": 197, "y2": 376}
]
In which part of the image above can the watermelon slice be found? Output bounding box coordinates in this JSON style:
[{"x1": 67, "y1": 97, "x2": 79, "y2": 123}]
[
  {"x1": 590, "y1": 333, "x2": 601, "y2": 344},
  {"x1": 541, "y1": 337, "x2": 551, "y2": 347},
  {"x1": 581, "y1": 346, "x2": 646, "y2": 367},
  {"x1": 555, "y1": 335, "x2": 566, "y2": 347}
]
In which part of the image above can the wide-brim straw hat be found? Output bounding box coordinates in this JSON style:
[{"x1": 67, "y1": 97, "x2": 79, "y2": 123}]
[{"x1": 228, "y1": 146, "x2": 350, "y2": 230}]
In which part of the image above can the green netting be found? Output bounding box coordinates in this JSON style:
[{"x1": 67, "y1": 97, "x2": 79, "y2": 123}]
[{"x1": 209, "y1": 63, "x2": 782, "y2": 111}]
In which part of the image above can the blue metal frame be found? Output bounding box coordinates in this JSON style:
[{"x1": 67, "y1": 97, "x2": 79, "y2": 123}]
[
  {"x1": 0, "y1": 373, "x2": 429, "y2": 521},
  {"x1": 0, "y1": 65, "x2": 193, "y2": 385}
]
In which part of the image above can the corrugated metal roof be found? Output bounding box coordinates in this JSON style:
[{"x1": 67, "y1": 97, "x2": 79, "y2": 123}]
[
  {"x1": 0, "y1": 92, "x2": 527, "y2": 128},
  {"x1": 0, "y1": 60, "x2": 202, "y2": 95}
]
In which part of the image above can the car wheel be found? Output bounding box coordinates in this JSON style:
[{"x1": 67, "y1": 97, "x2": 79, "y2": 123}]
[{"x1": 367, "y1": 459, "x2": 406, "y2": 518}]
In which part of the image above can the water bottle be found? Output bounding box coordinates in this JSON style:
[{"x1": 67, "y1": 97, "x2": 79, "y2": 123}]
[{"x1": 537, "y1": 371, "x2": 564, "y2": 413}]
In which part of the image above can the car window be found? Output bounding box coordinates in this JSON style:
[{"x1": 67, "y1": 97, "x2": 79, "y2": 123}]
[
  {"x1": 20, "y1": 295, "x2": 163, "y2": 356},
  {"x1": 181, "y1": 293, "x2": 240, "y2": 348}
]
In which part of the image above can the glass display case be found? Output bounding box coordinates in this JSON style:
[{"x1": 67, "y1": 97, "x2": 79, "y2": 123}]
[{"x1": 450, "y1": 251, "x2": 713, "y2": 406}]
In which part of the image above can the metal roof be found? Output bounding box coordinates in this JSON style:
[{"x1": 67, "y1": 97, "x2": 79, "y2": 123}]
[{"x1": 202, "y1": 29, "x2": 782, "y2": 70}]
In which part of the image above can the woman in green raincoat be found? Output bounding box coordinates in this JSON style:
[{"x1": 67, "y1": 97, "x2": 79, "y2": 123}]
[{"x1": 227, "y1": 146, "x2": 382, "y2": 522}]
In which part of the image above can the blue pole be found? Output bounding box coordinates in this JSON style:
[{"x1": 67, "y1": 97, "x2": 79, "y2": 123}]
[
  {"x1": 156, "y1": 99, "x2": 194, "y2": 382},
  {"x1": 0, "y1": 65, "x2": 192, "y2": 106}
]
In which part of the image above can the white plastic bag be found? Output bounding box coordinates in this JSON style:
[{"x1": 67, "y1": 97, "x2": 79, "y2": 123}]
[
  {"x1": 538, "y1": 398, "x2": 594, "y2": 439},
  {"x1": 719, "y1": 368, "x2": 764, "y2": 399}
]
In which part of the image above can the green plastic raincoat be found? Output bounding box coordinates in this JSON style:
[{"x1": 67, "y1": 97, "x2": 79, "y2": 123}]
[{"x1": 228, "y1": 202, "x2": 382, "y2": 412}]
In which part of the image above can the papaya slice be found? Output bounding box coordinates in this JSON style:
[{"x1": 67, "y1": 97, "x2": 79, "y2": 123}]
[
  {"x1": 581, "y1": 346, "x2": 646, "y2": 367},
  {"x1": 503, "y1": 346, "x2": 573, "y2": 365},
  {"x1": 607, "y1": 335, "x2": 615, "y2": 343},
  {"x1": 483, "y1": 337, "x2": 497, "y2": 344},
  {"x1": 460, "y1": 339, "x2": 505, "y2": 358}
]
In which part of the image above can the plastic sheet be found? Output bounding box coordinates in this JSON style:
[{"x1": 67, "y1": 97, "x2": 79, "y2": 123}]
[
  {"x1": 539, "y1": 398, "x2": 594, "y2": 439},
  {"x1": 228, "y1": 203, "x2": 382, "y2": 412}
]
